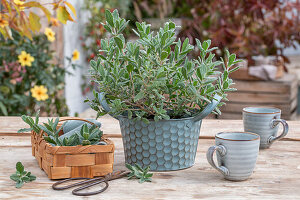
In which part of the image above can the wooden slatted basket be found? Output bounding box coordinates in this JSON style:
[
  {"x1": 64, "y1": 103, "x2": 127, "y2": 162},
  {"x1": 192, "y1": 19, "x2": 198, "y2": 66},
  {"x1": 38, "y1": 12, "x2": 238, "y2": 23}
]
[{"x1": 31, "y1": 117, "x2": 114, "y2": 179}]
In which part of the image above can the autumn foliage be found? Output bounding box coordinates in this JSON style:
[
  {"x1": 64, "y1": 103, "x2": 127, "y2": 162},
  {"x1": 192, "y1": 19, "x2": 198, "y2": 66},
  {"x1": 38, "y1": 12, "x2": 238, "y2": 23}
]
[
  {"x1": 0, "y1": 0, "x2": 76, "y2": 39},
  {"x1": 176, "y1": 0, "x2": 300, "y2": 63}
]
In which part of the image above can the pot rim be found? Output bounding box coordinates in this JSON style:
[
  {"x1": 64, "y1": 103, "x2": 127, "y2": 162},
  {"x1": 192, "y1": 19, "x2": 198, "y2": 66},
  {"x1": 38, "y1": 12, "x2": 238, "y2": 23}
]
[
  {"x1": 216, "y1": 132, "x2": 260, "y2": 141},
  {"x1": 117, "y1": 115, "x2": 197, "y2": 122}
]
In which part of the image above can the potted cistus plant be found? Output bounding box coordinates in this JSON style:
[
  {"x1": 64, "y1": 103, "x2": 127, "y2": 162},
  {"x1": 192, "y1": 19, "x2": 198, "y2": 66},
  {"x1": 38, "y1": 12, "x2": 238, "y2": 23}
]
[{"x1": 87, "y1": 10, "x2": 241, "y2": 171}]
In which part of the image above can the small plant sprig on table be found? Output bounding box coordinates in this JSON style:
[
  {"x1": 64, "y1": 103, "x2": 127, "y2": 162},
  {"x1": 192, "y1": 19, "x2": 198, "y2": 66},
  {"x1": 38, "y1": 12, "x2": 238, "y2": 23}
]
[
  {"x1": 126, "y1": 163, "x2": 153, "y2": 183},
  {"x1": 18, "y1": 110, "x2": 41, "y2": 134},
  {"x1": 10, "y1": 162, "x2": 36, "y2": 188}
]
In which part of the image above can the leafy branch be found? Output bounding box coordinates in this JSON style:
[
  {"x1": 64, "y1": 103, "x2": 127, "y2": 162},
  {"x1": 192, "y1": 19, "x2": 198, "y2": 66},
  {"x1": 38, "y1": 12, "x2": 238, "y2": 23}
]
[
  {"x1": 126, "y1": 163, "x2": 153, "y2": 183},
  {"x1": 18, "y1": 110, "x2": 41, "y2": 134},
  {"x1": 10, "y1": 162, "x2": 36, "y2": 188}
]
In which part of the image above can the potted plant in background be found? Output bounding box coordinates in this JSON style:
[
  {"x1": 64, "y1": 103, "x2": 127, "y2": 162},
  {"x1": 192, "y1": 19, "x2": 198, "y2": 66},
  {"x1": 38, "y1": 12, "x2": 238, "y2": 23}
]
[{"x1": 87, "y1": 10, "x2": 241, "y2": 171}]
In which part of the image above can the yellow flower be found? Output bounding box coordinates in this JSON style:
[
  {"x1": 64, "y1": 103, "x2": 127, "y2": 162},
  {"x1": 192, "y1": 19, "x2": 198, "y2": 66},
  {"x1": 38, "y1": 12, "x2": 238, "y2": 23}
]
[
  {"x1": 18, "y1": 51, "x2": 34, "y2": 67},
  {"x1": 31, "y1": 85, "x2": 49, "y2": 101},
  {"x1": 50, "y1": 18, "x2": 60, "y2": 27},
  {"x1": 0, "y1": 15, "x2": 8, "y2": 28},
  {"x1": 44, "y1": 28, "x2": 55, "y2": 42},
  {"x1": 14, "y1": 0, "x2": 25, "y2": 11},
  {"x1": 72, "y1": 49, "x2": 80, "y2": 61}
]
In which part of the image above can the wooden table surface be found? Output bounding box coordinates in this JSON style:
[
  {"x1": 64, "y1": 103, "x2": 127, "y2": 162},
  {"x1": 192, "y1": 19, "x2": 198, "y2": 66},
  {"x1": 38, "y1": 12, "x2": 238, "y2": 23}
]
[{"x1": 0, "y1": 116, "x2": 300, "y2": 199}]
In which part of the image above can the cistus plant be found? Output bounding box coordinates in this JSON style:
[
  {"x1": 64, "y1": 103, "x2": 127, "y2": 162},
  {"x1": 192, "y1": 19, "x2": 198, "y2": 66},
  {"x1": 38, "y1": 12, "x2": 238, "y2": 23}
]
[
  {"x1": 87, "y1": 10, "x2": 241, "y2": 122},
  {"x1": 80, "y1": 0, "x2": 131, "y2": 95}
]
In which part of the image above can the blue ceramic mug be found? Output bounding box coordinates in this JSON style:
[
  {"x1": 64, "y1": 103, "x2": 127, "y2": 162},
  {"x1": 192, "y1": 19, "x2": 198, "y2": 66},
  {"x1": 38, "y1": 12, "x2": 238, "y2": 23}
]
[
  {"x1": 207, "y1": 132, "x2": 260, "y2": 181},
  {"x1": 243, "y1": 107, "x2": 289, "y2": 149}
]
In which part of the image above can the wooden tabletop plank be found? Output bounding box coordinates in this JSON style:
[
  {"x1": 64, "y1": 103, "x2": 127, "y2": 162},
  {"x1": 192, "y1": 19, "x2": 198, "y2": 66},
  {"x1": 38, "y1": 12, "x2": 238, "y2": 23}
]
[
  {"x1": 0, "y1": 136, "x2": 300, "y2": 199},
  {"x1": 1, "y1": 116, "x2": 299, "y2": 140}
]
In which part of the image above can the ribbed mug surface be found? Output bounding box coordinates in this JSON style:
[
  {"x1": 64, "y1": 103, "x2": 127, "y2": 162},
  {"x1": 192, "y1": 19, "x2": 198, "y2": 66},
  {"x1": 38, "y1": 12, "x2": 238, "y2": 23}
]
[
  {"x1": 215, "y1": 132, "x2": 260, "y2": 181},
  {"x1": 243, "y1": 107, "x2": 281, "y2": 149}
]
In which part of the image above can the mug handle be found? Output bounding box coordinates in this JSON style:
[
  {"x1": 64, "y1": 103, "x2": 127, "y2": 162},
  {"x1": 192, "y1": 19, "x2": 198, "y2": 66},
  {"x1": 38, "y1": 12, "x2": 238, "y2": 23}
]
[
  {"x1": 268, "y1": 119, "x2": 289, "y2": 144},
  {"x1": 206, "y1": 145, "x2": 229, "y2": 176}
]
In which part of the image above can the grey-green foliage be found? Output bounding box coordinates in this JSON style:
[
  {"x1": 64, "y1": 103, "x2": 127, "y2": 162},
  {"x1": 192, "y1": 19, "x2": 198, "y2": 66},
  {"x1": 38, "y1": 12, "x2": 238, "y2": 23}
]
[
  {"x1": 40, "y1": 119, "x2": 103, "y2": 146},
  {"x1": 10, "y1": 162, "x2": 36, "y2": 188},
  {"x1": 18, "y1": 110, "x2": 41, "y2": 134},
  {"x1": 38, "y1": 117, "x2": 67, "y2": 146},
  {"x1": 126, "y1": 163, "x2": 153, "y2": 183},
  {"x1": 87, "y1": 9, "x2": 242, "y2": 122},
  {"x1": 77, "y1": 124, "x2": 103, "y2": 146}
]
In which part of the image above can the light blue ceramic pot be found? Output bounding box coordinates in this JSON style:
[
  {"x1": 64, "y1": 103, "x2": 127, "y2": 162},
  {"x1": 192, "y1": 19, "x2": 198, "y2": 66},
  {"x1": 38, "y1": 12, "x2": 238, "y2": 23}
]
[{"x1": 99, "y1": 93, "x2": 222, "y2": 171}]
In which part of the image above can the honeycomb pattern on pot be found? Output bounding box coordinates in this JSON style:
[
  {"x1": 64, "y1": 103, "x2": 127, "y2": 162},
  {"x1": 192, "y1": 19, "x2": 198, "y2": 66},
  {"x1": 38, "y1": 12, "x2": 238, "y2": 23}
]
[{"x1": 119, "y1": 117, "x2": 202, "y2": 171}]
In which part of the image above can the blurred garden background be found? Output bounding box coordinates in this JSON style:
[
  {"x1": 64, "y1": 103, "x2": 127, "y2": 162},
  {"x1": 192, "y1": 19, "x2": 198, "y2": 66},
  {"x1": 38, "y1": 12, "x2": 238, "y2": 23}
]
[{"x1": 1, "y1": 0, "x2": 300, "y2": 119}]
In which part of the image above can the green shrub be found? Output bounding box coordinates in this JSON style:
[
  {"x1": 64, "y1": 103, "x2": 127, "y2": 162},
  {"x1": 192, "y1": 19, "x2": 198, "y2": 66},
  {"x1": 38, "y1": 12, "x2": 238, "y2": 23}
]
[{"x1": 88, "y1": 10, "x2": 241, "y2": 122}]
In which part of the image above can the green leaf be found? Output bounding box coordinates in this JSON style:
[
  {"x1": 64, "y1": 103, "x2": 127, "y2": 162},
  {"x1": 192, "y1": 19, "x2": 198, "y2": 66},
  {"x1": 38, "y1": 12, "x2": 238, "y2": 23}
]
[
  {"x1": 223, "y1": 70, "x2": 228, "y2": 80},
  {"x1": 228, "y1": 54, "x2": 236, "y2": 66},
  {"x1": 17, "y1": 128, "x2": 32, "y2": 133},
  {"x1": 169, "y1": 21, "x2": 175, "y2": 29},
  {"x1": 103, "y1": 24, "x2": 112, "y2": 33},
  {"x1": 128, "y1": 110, "x2": 133, "y2": 119},
  {"x1": 16, "y1": 162, "x2": 24, "y2": 173},
  {"x1": 118, "y1": 20, "x2": 129, "y2": 34},
  {"x1": 126, "y1": 163, "x2": 133, "y2": 170},
  {"x1": 114, "y1": 36, "x2": 123, "y2": 49},
  {"x1": 182, "y1": 38, "x2": 189, "y2": 51},
  {"x1": 196, "y1": 39, "x2": 202, "y2": 50},
  {"x1": 202, "y1": 40, "x2": 210, "y2": 51},
  {"x1": 10, "y1": 174, "x2": 20, "y2": 181},
  {"x1": 135, "y1": 22, "x2": 143, "y2": 32},
  {"x1": 223, "y1": 81, "x2": 229, "y2": 89},
  {"x1": 229, "y1": 66, "x2": 240, "y2": 73},
  {"x1": 126, "y1": 64, "x2": 134, "y2": 73},
  {"x1": 112, "y1": 9, "x2": 119, "y2": 19},
  {"x1": 135, "y1": 164, "x2": 143, "y2": 171},
  {"x1": 28, "y1": 175, "x2": 36, "y2": 181},
  {"x1": 22, "y1": 176, "x2": 30, "y2": 182},
  {"x1": 90, "y1": 60, "x2": 97, "y2": 68},
  {"x1": 105, "y1": 9, "x2": 114, "y2": 28},
  {"x1": 196, "y1": 68, "x2": 203, "y2": 80},
  {"x1": 134, "y1": 90, "x2": 144, "y2": 102},
  {"x1": 161, "y1": 51, "x2": 168, "y2": 60},
  {"x1": 15, "y1": 180, "x2": 24, "y2": 188},
  {"x1": 43, "y1": 136, "x2": 57, "y2": 145},
  {"x1": 0, "y1": 101, "x2": 8, "y2": 116}
]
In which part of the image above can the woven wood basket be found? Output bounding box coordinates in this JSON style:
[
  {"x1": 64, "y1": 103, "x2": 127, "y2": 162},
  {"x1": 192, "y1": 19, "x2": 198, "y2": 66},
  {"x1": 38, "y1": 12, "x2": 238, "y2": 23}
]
[{"x1": 30, "y1": 117, "x2": 114, "y2": 179}]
